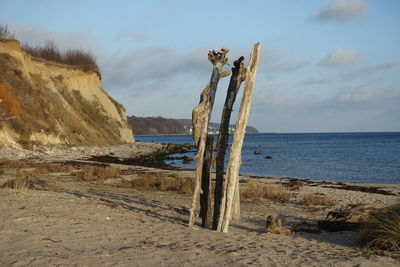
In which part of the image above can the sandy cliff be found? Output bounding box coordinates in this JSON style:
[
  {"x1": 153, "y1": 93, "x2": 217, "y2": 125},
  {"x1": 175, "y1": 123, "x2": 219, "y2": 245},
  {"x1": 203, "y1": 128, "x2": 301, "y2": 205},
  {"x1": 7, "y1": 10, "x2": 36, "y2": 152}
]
[{"x1": 0, "y1": 39, "x2": 134, "y2": 147}]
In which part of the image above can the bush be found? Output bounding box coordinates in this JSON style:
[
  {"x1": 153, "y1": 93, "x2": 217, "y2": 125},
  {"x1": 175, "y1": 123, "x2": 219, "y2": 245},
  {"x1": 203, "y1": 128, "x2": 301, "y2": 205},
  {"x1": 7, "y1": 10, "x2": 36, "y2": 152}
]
[
  {"x1": 27, "y1": 163, "x2": 75, "y2": 176},
  {"x1": 360, "y1": 203, "x2": 400, "y2": 251},
  {"x1": 287, "y1": 180, "x2": 305, "y2": 191},
  {"x1": 22, "y1": 41, "x2": 100, "y2": 74},
  {"x1": 78, "y1": 166, "x2": 121, "y2": 182},
  {"x1": 302, "y1": 194, "x2": 336, "y2": 207},
  {"x1": 240, "y1": 182, "x2": 292, "y2": 202},
  {"x1": 0, "y1": 25, "x2": 14, "y2": 39},
  {"x1": 63, "y1": 49, "x2": 99, "y2": 73},
  {"x1": 121, "y1": 172, "x2": 194, "y2": 195},
  {"x1": 1, "y1": 174, "x2": 34, "y2": 189},
  {"x1": 24, "y1": 41, "x2": 63, "y2": 64},
  {"x1": 0, "y1": 159, "x2": 31, "y2": 169}
]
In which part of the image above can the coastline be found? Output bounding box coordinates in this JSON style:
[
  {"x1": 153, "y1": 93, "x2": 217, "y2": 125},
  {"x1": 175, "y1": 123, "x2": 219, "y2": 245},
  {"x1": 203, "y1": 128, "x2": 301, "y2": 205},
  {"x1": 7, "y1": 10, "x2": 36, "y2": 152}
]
[{"x1": 1, "y1": 144, "x2": 399, "y2": 266}]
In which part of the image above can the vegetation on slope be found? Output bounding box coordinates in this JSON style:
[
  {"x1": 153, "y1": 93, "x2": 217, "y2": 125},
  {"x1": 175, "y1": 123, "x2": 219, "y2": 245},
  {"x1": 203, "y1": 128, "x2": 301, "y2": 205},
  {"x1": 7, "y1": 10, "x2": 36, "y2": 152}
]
[
  {"x1": 23, "y1": 41, "x2": 100, "y2": 76},
  {"x1": 0, "y1": 51, "x2": 125, "y2": 147},
  {"x1": 127, "y1": 116, "x2": 187, "y2": 135},
  {"x1": 1, "y1": 24, "x2": 99, "y2": 75},
  {"x1": 0, "y1": 25, "x2": 14, "y2": 39}
]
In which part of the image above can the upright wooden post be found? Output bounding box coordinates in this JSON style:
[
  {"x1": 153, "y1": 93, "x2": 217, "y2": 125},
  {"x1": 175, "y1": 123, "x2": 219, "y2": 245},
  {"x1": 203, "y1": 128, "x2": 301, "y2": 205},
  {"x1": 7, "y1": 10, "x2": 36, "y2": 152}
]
[
  {"x1": 212, "y1": 56, "x2": 246, "y2": 231},
  {"x1": 220, "y1": 43, "x2": 261, "y2": 233},
  {"x1": 200, "y1": 136, "x2": 214, "y2": 228},
  {"x1": 188, "y1": 48, "x2": 229, "y2": 228}
]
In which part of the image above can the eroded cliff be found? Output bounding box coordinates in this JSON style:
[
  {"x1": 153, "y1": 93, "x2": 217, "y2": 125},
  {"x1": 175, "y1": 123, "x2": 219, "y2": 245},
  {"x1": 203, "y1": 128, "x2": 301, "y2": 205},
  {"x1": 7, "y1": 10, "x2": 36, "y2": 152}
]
[{"x1": 0, "y1": 39, "x2": 134, "y2": 147}]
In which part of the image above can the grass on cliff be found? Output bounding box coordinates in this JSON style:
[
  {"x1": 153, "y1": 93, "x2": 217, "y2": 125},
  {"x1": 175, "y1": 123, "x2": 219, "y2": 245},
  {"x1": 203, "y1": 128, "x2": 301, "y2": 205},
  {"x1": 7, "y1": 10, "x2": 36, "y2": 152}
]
[
  {"x1": 1, "y1": 24, "x2": 99, "y2": 75},
  {"x1": 0, "y1": 25, "x2": 14, "y2": 39},
  {"x1": 22, "y1": 41, "x2": 100, "y2": 75}
]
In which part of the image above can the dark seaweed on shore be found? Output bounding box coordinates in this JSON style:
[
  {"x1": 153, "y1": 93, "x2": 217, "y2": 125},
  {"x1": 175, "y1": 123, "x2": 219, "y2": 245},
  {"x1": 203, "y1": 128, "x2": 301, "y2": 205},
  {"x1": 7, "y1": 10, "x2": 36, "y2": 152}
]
[{"x1": 87, "y1": 143, "x2": 195, "y2": 170}]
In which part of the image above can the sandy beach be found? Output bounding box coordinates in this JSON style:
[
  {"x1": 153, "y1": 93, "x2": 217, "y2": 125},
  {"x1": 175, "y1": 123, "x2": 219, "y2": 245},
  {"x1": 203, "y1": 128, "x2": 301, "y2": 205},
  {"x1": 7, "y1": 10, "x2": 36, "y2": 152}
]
[{"x1": 1, "y1": 143, "x2": 399, "y2": 266}]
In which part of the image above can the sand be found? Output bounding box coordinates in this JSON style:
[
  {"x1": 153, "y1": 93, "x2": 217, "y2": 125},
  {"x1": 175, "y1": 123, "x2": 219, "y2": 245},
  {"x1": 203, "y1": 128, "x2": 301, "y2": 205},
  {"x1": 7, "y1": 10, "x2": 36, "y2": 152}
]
[{"x1": 1, "y1": 143, "x2": 399, "y2": 266}]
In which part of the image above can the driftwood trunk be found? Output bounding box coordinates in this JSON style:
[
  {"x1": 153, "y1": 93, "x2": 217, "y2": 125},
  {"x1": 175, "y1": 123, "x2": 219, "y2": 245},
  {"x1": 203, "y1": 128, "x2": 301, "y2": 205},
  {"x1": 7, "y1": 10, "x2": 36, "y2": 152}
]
[
  {"x1": 188, "y1": 49, "x2": 229, "y2": 228},
  {"x1": 200, "y1": 136, "x2": 214, "y2": 228},
  {"x1": 220, "y1": 43, "x2": 261, "y2": 233},
  {"x1": 212, "y1": 56, "x2": 246, "y2": 231}
]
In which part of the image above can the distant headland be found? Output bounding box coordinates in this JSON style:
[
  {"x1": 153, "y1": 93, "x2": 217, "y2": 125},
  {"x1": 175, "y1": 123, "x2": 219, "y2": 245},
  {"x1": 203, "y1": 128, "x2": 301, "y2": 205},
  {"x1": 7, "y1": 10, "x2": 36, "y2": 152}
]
[{"x1": 127, "y1": 116, "x2": 259, "y2": 136}]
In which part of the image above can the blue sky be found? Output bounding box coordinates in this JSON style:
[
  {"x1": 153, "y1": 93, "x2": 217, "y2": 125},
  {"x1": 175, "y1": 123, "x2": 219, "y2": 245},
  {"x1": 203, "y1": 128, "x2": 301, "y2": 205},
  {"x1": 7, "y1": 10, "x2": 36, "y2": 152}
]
[{"x1": 1, "y1": 0, "x2": 399, "y2": 132}]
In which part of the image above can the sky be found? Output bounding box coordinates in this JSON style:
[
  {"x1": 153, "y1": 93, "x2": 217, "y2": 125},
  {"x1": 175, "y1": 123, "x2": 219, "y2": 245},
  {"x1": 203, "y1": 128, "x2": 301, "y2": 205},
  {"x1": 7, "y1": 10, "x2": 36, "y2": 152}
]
[{"x1": 1, "y1": 0, "x2": 399, "y2": 133}]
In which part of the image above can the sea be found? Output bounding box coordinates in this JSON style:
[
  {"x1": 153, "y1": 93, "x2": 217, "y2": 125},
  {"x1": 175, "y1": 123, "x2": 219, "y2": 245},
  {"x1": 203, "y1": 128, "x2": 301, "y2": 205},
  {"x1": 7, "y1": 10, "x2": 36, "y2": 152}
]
[{"x1": 135, "y1": 132, "x2": 400, "y2": 184}]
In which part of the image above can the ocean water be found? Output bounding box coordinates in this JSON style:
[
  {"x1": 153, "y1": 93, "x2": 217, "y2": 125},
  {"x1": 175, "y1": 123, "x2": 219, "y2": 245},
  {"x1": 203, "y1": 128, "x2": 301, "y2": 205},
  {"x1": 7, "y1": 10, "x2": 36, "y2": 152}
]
[{"x1": 135, "y1": 132, "x2": 400, "y2": 184}]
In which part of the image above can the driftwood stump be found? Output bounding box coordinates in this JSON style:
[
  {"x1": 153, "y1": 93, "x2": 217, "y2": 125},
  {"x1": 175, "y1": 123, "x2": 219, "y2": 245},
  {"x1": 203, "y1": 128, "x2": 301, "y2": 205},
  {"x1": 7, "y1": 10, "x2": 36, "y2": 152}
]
[
  {"x1": 200, "y1": 136, "x2": 214, "y2": 228},
  {"x1": 188, "y1": 48, "x2": 229, "y2": 228},
  {"x1": 221, "y1": 43, "x2": 261, "y2": 233},
  {"x1": 213, "y1": 56, "x2": 246, "y2": 231}
]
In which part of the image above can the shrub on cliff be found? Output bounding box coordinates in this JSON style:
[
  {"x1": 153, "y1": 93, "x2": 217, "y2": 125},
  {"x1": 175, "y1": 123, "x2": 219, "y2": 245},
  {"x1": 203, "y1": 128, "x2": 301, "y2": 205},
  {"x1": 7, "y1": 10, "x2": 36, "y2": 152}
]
[
  {"x1": 23, "y1": 41, "x2": 63, "y2": 64},
  {"x1": 23, "y1": 41, "x2": 100, "y2": 75},
  {"x1": 0, "y1": 25, "x2": 14, "y2": 39},
  {"x1": 63, "y1": 49, "x2": 99, "y2": 74}
]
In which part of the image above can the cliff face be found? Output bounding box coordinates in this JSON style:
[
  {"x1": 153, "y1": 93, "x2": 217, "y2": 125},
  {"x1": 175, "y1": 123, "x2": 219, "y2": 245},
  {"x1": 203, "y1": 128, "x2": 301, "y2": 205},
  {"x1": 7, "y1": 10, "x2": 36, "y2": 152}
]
[{"x1": 0, "y1": 39, "x2": 134, "y2": 147}]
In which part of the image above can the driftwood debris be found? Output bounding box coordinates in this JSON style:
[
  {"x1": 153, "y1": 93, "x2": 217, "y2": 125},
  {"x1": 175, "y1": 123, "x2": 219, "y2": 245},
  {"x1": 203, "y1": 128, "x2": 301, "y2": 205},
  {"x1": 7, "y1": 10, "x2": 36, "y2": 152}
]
[
  {"x1": 265, "y1": 215, "x2": 291, "y2": 234},
  {"x1": 220, "y1": 43, "x2": 261, "y2": 233},
  {"x1": 188, "y1": 48, "x2": 229, "y2": 228},
  {"x1": 200, "y1": 136, "x2": 214, "y2": 228},
  {"x1": 212, "y1": 56, "x2": 246, "y2": 230},
  {"x1": 318, "y1": 203, "x2": 378, "y2": 232}
]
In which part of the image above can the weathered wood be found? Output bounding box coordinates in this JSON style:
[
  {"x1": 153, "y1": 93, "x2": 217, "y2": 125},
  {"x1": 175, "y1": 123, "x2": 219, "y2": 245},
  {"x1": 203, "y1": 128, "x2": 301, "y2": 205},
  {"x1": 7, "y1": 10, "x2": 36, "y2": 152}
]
[
  {"x1": 200, "y1": 136, "x2": 214, "y2": 228},
  {"x1": 192, "y1": 71, "x2": 231, "y2": 147},
  {"x1": 188, "y1": 48, "x2": 229, "y2": 228},
  {"x1": 231, "y1": 184, "x2": 241, "y2": 220},
  {"x1": 212, "y1": 56, "x2": 246, "y2": 231},
  {"x1": 221, "y1": 43, "x2": 261, "y2": 233}
]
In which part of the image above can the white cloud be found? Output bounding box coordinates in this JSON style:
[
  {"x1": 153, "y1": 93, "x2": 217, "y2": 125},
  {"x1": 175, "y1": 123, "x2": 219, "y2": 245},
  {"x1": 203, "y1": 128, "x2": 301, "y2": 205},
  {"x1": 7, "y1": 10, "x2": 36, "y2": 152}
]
[
  {"x1": 10, "y1": 25, "x2": 102, "y2": 55},
  {"x1": 312, "y1": 0, "x2": 366, "y2": 22},
  {"x1": 101, "y1": 45, "x2": 211, "y2": 94},
  {"x1": 115, "y1": 30, "x2": 150, "y2": 42},
  {"x1": 295, "y1": 77, "x2": 330, "y2": 86},
  {"x1": 341, "y1": 61, "x2": 400, "y2": 80},
  {"x1": 253, "y1": 90, "x2": 313, "y2": 109},
  {"x1": 319, "y1": 48, "x2": 359, "y2": 66},
  {"x1": 262, "y1": 48, "x2": 309, "y2": 73},
  {"x1": 337, "y1": 87, "x2": 388, "y2": 103}
]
